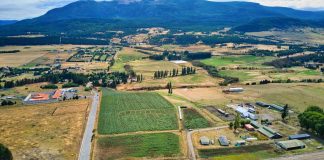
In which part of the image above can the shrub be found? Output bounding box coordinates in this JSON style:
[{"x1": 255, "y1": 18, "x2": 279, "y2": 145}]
[
  {"x1": 0, "y1": 144, "x2": 13, "y2": 160},
  {"x1": 41, "y1": 84, "x2": 58, "y2": 89},
  {"x1": 62, "y1": 82, "x2": 79, "y2": 88}
]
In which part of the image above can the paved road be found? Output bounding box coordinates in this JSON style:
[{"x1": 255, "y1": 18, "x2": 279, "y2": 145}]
[
  {"x1": 267, "y1": 151, "x2": 324, "y2": 160},
  {"x1": 78, "y1": 91, "x2": 99, "y2": 160},
  {"x1": 187, "y1": 126, "x2": 228, "y2": 160}
]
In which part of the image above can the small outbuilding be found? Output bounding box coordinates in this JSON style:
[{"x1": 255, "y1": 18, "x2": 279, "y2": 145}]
[
  {"x1": 218, "y1": 136, "x2": 229, "y2": 146},
  {"x1": 288, "y1": 134, "x2": 311, "y2": 140},
  {"x1": 245, "y1": 124, "x2": 255, "y2": 131},
  {"x1": 200, "y1": 136, "x2": 210, "y2": 145},
  {"x1": 276, "y1": 140, "x2": 306, "y2": 150}
]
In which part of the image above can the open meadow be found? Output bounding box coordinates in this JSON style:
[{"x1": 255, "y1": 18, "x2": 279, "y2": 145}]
[
  {"x1": 98, "y1": 89, "x2": 179, "y2": 134},
  {"x1": 0, "y1": 100, "x2": 90, "y2": 159}
]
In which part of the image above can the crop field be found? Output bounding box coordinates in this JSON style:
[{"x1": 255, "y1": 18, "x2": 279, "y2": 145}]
[
  {"x1": 201, "y1": 55, "x2": 276, "y2": 68},
  {"x1": 95, "y1": 133, "x2": 181, "y2": 159},
  {"x1": 0, "y1": 100, "x2": 90, "y2": 159},
  {"x1": 183, "y1": 108, "x2": 211, "y2": 129},
  {"x1": 98, "y1": 89, "x2": 178, "y2": 134}
]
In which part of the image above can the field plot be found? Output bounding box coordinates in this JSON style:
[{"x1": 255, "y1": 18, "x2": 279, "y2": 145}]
[
  {"x1": 0, "y1": 100, "x2": 89, "y2": 159},
  {"x1": 201, "y1": 55, "x2": 276, "y2": 68},
  {"x1": 110, "y1": 47, "x2": 148, "y2": 72},
  {"x1": 95, "y1": 133, "x2": 181, "y2": 159},
  {"x1": 183, "y1": 108, "x2": 211, "y2": 129},
  {"x1": 173, "y1": 83, "x2": 324, "y2": 112},
  {"x1": 98, "y1": 89, "x2": 178, "y2": 134},
  {"x1": 0, "y1": 45, "x2": 91, "y2": 67}
]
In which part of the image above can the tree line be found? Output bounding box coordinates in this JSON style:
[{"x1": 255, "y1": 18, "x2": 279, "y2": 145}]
[
  {"x1": 298, "y1": 106, "x2": 324, "y2": 137},
  {"x1": 153, "y1": 67, "x2": 196, "y2": 79}
]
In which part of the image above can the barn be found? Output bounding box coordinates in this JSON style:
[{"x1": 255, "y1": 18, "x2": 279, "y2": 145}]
[
  {"x1": 276, "y1": 140, "x2": 306, "y2": 150},
  {"x1": 200, "y1": 136, "x2": 210, "y2": 145},
  {"x1": 218, "y1": 136, "x2": 229, "y2": 146},
  {"x1": 288, "y1": 134, "x2": 311, "y2": 140}
]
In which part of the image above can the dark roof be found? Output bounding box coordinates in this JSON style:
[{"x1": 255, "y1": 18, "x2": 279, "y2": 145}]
[{"x1": 289, "y1": 134, "x2": 311, "y2": 140}]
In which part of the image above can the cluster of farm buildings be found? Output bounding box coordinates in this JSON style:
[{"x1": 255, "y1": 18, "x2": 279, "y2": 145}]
[
  {"x1": 196, "y1": 87, "x2": 312, "y2": 151},
  {"x1": 23, "y1": 88, "x2": 78, "y2": 104}
]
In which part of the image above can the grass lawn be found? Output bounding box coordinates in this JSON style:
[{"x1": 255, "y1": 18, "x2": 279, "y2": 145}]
[
  {"x1": 96, "y1": 133, "x2": 180, "y2": 159},
  {"x1": 201, "y1": 55, "x2": 275, "y2": 67},
  {"x1": 183, "y1": 108, "x2": 211, "y2": 129},
  {"x1": 98, "y1": 89, "x2": 178, "y2": 134}
]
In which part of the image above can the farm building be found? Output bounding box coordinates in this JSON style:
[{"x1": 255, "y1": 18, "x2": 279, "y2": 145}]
[
  {"x1": 218, "y1": 136, "x2": 229, "y2": 146},
  {"x1": 276, "y1": 140, "x2": 306, "y2": 150},
  {"x1": 217, "y1": 109, "x2": 229, "y2": 117},
  {"x1": 236, "y1": 107, "x2": 258, "y2": 120},
  {"x1": 236, "y1": 140, "x2": 246, "y2": 146},
  {"x1": 269, "y1": 104, "x2": 284, "y2": 112},
  {"x1": 200, "y1": 136, "x2": 210, "y2": 145},
  {"x1": 258, "y1": 126, "x2": 282, "y2": 139},
  {"x1": 256, "y1": 101, "x2": 269, "y2": 107},
  {"x1": 223, "y1": 87, "x2": 244, "y2": 93},
  {"x1": 245, "y1": 124, "x2": 255, "y2": 131},
  {"x1": 251, "y1": 121, "x2": 262, "y2": 129},
  {"x1": 288, "y1": 134, "x2": 311, "y2": 140},
  {"x1": 23, "y1": 88, "x2": 78, "y2": 105}
]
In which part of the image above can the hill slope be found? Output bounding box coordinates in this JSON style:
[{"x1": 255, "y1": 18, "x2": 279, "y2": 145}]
[{"x1": 0, "y1": 0, "x2": 323, "y2": 36}]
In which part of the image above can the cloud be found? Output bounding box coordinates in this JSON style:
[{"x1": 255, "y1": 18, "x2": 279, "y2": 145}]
[
  {"x1": 0, "y1": 0, "x2": 323, "y2": 20},
  {"x1": 209, "y1": 0, "x2": 324, "y2": 10}
]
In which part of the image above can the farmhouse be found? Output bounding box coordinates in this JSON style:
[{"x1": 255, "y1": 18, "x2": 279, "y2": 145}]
[
  {"x1": 218, "y1": 136, "x2": 229, "y2": 146},
  {"x1": 245, "y1": 124, "x2": 255, "y2": 131},
  {"x1": 200, "y1": 136, "x2": 210, "y2": 145},
  {"x1": 288, "y1": 134, "x2": 311, "y2": 140},
  {"x1": 276, "y1": 140, "x2": 306, "y2": 150}
]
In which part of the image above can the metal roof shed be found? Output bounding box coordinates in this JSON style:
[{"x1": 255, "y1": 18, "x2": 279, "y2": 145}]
[
  {"x1": 288, "y1": 134, "x2": 311, "y2": 140},
  {"x1": 200, "y1": 136, "x2": 210, "y2": 145},
  {"x1": 218, "y1": 136, "x2": 229, "y2": 146},
  {"x1": 276, "y1": 140, "x2": 306, "y2": 150}
]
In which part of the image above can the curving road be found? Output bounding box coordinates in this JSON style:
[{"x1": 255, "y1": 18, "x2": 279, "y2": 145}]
[{"x1": 78, "y1": 91, "x2": 99, "y2": 160}]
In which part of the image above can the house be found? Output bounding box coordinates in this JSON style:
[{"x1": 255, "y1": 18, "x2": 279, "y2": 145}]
[
  {"x1": 218, "y1": 136, "x2": 229, "y2": 146},
  {"x1": 276, "y1": 140, "x2": 306, "y2": 150},
  {"x1": 245, "y1": 124, "x2": 255, "y2": 131},
  {"x1": 258, "y1": 126, "x2": 282, "y2": 139},
  {"x1": 288, "y1": 134, "x2": 311, "y2": 140},
  {"x1": 200, "y1": 136, "x2": 210, "y2": 145}
]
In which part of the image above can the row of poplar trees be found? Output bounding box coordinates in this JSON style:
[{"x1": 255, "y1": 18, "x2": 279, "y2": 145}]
[{"x1": 153, "y1": 67, "x2": 196, "y2": 79}]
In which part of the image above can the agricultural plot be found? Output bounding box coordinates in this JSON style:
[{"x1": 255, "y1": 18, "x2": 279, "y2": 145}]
[
  {"x1": 98, "y1": 89, "x2": 178, "y2": 134},
  {"x1": 183, "y1": 108, "x2": 211, "y2": 129},
  {"x1": 200, "y1": 55, "x2": 276, "y2": 68},
  {"x1": 95, "y1": 133, "x2": 181, "y2": 159},
  {"x1": 110, "y1": 47, "x2": 148, "y2": 72}
]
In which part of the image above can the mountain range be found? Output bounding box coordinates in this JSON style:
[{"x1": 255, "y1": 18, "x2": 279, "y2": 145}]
[{"x1": 0, "y1": 0, "x2": 323, "y2": 36}]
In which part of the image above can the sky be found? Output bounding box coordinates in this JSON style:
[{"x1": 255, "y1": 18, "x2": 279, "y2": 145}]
[{"x1": 0, "y1": 0, "x2": 323, "y2": 20}]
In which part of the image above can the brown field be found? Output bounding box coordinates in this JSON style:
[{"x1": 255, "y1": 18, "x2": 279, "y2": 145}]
[
  {"x1": 0, "y1": 99, "x2": 90, "y2": 159},
  {"x1": 0, "y1": 45, "x2": 99, "y2": 67},
  {"x1": 172, "y1": 83, "x2": 324, "y2": 112},
  {"x1": 61, "y1": 62, "x2": 109, "y2": 71}
]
